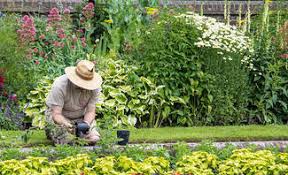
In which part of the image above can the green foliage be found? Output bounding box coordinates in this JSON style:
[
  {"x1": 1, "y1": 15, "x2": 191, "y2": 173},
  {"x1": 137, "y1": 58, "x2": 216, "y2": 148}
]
[
  {"x1": 96, "y1": 55, "x2": 172, "y2": 128},
  {"x1": 248, "y1": 3, "x2": 288, "y2": 124},
  {"x1": 1, "y1": 146, "x2": 288, "y2": 174},
  {"x1": 219, "y1": 149, "x2": 288, "y2": 174},
  {"x1": 0, "y1": 111, "x2": 18, "y2": 130},
  {"x1": 172, "y1": 142, "x2": 192, "y2": 162},
  {"x1": 24, "y1": 77, "x2": 53, "y2": 128},
  {"x1": 0, "y1": 14, "x2": 30, "y2": 97},
  {"x1": 131, "y1": 14, "x2": 226, "y2": 126},
  {"x1": 175, "y1": 151, "x2": 219, "y2": 175}
]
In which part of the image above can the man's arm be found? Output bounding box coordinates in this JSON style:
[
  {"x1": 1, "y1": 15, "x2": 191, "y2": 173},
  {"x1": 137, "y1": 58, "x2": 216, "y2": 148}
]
[
  {"x1": 51, "y1": 105, "x2": 73, "y2": 129},
  {"x1": 83, "y1": 105, "x2": 96, "y2": 126}
]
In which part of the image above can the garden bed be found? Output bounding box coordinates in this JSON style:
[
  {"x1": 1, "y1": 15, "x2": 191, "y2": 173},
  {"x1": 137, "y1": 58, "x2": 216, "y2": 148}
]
[{"x1": 1, "y1": 142, "x2": 288, "y2": 174}]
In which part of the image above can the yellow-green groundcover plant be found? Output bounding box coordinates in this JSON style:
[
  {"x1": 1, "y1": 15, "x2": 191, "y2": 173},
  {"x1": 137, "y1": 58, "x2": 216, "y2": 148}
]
[{"x1": 1, "y1": 149, "x2": 288, "y2": 175}]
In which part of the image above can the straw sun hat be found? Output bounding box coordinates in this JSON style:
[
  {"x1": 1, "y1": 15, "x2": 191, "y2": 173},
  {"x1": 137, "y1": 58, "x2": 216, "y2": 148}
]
[{"x1": 65, "y1": 60, "x2": 102, "y2": 90}]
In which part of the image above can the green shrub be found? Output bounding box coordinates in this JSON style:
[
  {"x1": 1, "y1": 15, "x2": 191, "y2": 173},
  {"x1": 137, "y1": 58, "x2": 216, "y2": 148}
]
[
  {"x1": 0, "y1": 14, "x2": 30, "y2": 97},
  {"x1": 248, "y1": 2, "x2": 288, "y2": 124},
  {"x1": 24, "y1": 77, "x2": 53, "y2": 129},
  {"x1": 129, "y1": 12, "x2": 252, "y2": 126},
  {"x1": 0, "y1": 111, "x2": 18, "y2": 130}
]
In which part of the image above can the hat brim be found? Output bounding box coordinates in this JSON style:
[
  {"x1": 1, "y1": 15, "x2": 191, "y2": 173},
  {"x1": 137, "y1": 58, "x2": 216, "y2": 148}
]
[{"x1": 65, "y1": 67, "x2": 102, "y2": 90}]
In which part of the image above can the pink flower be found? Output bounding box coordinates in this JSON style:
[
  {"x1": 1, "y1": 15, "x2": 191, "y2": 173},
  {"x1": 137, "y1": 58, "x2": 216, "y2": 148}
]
[
  {"x1": 53, "y1": 41, "x2": 60, "y2": 47},
  {"x1": 40, "y1": 51, "x2": 45, "y2": 56},
  {"x1": 72, "y1": 36, "x2": 78, "y2": 43},
  {"x1": 57, "y1": 28, "x2": 66, "y2": 39},
  {"x1": 71, "y1": 45, "x2": 75, "y2": 49},
  {"x1": 39, "y1": 34, "x2": 45, "y2": 40},
  {"x1": 280, "y1": 53, "x2": 288, "y2": 59},
  {"x1": 77, "y1": 29, "x2": 84, "y2": 33},
  {"x1": 81, "y1": 37, "x2": 86, "y2": 47},
  {"x1": 63, "y1": 8, "x2": 71, "y2": 15},
  {"x1": 17, "y1": 15, "x2": 36, "y2": 44},
  {"x1": 80, "y1": 37, "x2": 86, "y2": 42},
  {"x1": 82, "y1": 2, "x2": 94, "y2": 19},
  {"x1": 48, "y1": 8, "x2": 61, "y2": 26},
  {"x1": 34, "y1": 60, "x2": 40, "y2": 65},
  {"x1": 33, "y1": 48, "x2": 38, "y2": 53}
]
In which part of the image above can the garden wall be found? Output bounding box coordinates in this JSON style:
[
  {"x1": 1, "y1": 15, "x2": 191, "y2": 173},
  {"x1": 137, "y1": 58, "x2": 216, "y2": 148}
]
[{"x1": 0, "y1": 0, "x2": 286, "y2": 15}]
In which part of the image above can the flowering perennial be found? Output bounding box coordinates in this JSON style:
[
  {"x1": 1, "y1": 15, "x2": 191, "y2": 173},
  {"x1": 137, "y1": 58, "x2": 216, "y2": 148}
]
[
  {"x1": 82, "y1": 2, "x2": 94, "y2": 19},
  {"x1": 176, "y1": 12, "x2": 254, "y2": 66},
  {"x1": 48, "y1": 8, "x2": 61, "y2": 27},
  {"x1": 17, "y1": 15, "x2": 36, "y2": 44}
]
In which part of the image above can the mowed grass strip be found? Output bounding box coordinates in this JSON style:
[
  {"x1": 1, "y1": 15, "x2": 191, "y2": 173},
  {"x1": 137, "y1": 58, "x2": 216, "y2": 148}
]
[
  {"x1": 1, "y1": 125, "x2": 288, "y2": 147},
  {"x1": 129, "y1": 125, "x2": 288, "y2": 143}
]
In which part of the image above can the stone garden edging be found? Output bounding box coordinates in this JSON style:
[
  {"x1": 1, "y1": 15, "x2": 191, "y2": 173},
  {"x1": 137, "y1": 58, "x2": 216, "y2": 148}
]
[{"x1": 17, "y1": 140, "x2": 288, "y2": 152}]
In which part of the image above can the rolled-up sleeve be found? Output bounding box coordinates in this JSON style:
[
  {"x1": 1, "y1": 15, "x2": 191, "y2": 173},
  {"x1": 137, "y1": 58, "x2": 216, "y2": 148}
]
[
  {"x1": 87, "y1": 88, "x2": 102, "y2": 107},
  {"x1": 46, "y1": 85, "x2": 64, "y2": 108}
]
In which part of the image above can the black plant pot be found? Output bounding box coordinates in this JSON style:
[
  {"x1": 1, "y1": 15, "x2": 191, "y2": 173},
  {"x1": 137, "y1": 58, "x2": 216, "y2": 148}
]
[{"x1": 117, "y1": 130, "x2": 130, "y2": 145}]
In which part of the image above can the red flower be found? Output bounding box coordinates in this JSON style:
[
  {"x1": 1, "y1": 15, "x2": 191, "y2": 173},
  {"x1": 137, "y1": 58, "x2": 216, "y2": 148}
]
[
  {"x1": 71, "y1": 45, "x2": 75, "y2": 49},
  {"x1": 0, "y1": 76, "x2": 4, "y2": 84},
  {"x1": 0, "y1": 75, "x2": 4, "y2": 88}
]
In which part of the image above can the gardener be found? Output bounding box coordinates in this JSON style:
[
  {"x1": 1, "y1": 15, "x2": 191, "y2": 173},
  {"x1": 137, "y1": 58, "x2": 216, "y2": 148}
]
[{"x1": 45, "y1": 60, "x2": 102, "y2": 145}]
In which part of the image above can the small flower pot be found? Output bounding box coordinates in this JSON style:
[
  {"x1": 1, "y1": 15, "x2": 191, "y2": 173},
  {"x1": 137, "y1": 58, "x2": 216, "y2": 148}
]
[{"x1": 117, "y1": 130, "x2": 130, "y2": 145}]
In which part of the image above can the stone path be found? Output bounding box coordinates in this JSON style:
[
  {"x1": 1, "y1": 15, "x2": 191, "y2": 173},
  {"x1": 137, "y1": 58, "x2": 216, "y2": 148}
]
[{"x1": 18, "y1": 140, "x2": 288, "y2": 152}]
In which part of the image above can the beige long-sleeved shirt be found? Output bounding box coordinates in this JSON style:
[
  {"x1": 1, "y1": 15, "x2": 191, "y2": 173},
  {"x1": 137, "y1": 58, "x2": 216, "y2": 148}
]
[{"x1": 46, "y1": 75, "x2": 101, "y2": 119}]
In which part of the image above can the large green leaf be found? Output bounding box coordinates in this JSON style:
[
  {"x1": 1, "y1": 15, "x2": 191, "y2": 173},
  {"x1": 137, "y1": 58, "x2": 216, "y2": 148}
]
[
  {"x1": 115, "y1": 93, "x2": 128, "y2": 104},
  {"x1": 105, "y1": 99, "x2": 116, "y2": 107}
]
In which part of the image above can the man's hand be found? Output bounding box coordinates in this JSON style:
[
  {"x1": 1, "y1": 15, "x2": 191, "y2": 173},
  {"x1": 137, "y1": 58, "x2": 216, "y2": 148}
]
[
  {"x1": 62, "y1": 120, "x2": 74, "y2": 133},
  {"x1": 51, "y1": 105, "x2": 74, "y2": 133}
]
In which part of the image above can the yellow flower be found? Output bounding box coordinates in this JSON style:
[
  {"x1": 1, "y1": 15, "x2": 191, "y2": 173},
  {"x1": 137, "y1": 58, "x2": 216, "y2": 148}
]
[
  {"x1": 104, "y1": 19, "x2": 113, "y2": 24},
  {"x1": 265, "y1": 0, "x2": 272, "y2": 3},
  {"x1": 145, "y1": 7, "x2": 159, "y2": 16}
]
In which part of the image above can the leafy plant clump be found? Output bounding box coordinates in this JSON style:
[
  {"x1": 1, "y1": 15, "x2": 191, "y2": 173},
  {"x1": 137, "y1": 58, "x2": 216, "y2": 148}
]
[
  {"x1": 129, "y1": 12, "x2": 252, "y2": 126},
  {"x1": 1, "y1": 148, "x2": 288, "y2": 175}
]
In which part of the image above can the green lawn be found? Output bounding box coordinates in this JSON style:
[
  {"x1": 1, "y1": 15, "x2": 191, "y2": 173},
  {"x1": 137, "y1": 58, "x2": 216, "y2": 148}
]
[{"x1": 1, "y1": 125, "x2": 288, "y2": 147}]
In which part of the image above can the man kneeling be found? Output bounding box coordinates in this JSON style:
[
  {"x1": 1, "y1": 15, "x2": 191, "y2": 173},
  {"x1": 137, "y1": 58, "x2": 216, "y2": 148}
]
[{"x1": 45, "y1": 60, "x2": 102, "y2": 145}]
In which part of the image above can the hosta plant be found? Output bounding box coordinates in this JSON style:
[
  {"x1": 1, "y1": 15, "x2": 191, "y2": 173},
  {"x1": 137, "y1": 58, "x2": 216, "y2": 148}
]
[{"x1": 24, "y1": 77, "x2": 53, "y2": 129}]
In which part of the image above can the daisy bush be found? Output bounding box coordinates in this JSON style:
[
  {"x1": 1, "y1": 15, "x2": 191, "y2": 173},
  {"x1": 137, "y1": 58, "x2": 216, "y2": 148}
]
[{"x1": 176, "y1": 12, "x2": 254, "y2": 68}]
